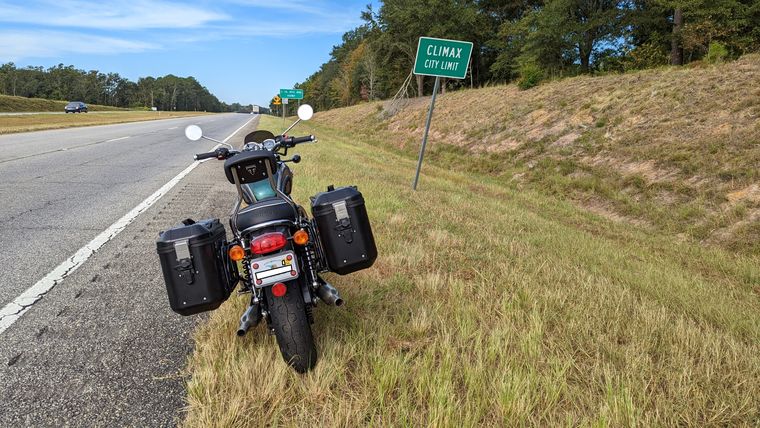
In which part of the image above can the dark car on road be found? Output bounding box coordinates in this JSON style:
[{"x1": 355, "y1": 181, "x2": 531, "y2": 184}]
[{"x1": 65, "y1": 101, "x2": 88, "y2": 113}]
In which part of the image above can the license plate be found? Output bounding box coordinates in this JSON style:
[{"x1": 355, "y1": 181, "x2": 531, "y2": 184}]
[{"x1": 251, "y1": 251, "x2": 298, "y2": 287}]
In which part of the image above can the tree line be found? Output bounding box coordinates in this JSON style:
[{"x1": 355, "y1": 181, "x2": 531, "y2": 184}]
[
  {"x1": 289, "y1": 0, "x2": 760, "y2": 111},
  {"x1": 0, "y1": 63, "x2": 236, "y2": 112}
]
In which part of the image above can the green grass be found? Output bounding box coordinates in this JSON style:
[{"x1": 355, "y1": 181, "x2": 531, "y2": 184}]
[
  {"x1": 183, "y1": 115, "x2": 760, "y2": 427},
  {"x1": 0, "y1": 94, "x2": 126, "y2": 112}
]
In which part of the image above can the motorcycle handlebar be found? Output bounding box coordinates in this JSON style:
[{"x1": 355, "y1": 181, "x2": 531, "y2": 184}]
[
  {"x1": 292, "y1": 135, "x2": 315, "y2": 144},
  {"x1": 194, "y1": 147, "x2": 237, "y2": 161},
  {"x1": 281, "y1": 135, "x2": 316, "y2": 147},
  {"x1": 194, "y1": 151, "x2": 217, "y2": 161}
]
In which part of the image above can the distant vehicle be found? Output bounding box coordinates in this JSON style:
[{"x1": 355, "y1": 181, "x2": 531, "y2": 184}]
[{"x1": 64, "y1": 102, "x2": 88, "y2": 113}]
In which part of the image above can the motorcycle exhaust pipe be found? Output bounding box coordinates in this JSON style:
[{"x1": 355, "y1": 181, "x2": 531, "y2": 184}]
[
  {"x1": 316, "y1": 280, "x2": 344, "y2": 307},
  {"x1": 237, "y1": 303, "x2": 261, "y2": 337}
]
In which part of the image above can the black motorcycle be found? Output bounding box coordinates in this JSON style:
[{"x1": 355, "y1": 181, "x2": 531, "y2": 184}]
[{"x1": 156, "y1": 105, "x2": 376, "y2": 372}]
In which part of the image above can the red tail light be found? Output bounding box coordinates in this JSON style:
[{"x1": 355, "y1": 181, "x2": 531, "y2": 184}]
[
  {"x1": 272, "y1": 282, "x2": 287, "y2": 297},
  {"x1": 251, "y1": 232, "x2": 287, "y2": 255}
]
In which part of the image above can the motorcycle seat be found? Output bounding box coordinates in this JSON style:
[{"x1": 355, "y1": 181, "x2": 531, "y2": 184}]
[{"x1": 235, "y1": 197, "x2": 297, "y2": 231}]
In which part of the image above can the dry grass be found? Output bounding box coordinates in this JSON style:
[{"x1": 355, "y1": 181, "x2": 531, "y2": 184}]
[
  {"x1": 183, "y1": 115, "x2": 759, "y2": 427},
  {"x1": 0, "y1": 111, "x2": 212, "y2": 134},
  {"x1": 313, "y1": 55, "x2": 760, "y2": 254}
]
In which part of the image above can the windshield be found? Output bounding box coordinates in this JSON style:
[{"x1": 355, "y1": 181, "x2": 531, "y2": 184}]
[{"x1": 244, "y1": 130, "x2": 276, "y2": 144}]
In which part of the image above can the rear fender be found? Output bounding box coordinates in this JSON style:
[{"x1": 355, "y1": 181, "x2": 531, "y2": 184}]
[{"x1": 246, "y1": 226, "x2": 314, "y2": 303}]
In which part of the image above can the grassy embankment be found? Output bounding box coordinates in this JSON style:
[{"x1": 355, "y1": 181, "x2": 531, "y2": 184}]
[
  {"x1": 0, "y1": 94, "x2": 126, "y2": 112},
  {"x1": 0, "y1": 94, "x2": 212, "y2": 134},
  {"x1": 313, "y1": 55, "x2": 760, "y2": 255},
  {"x1": 183, "y1": 114, "x2": 759, "y2": 426}
]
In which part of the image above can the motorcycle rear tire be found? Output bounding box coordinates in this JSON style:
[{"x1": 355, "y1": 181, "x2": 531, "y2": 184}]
[{"x1": 265, "y1": 280, "x2": 317, "y2": 373}]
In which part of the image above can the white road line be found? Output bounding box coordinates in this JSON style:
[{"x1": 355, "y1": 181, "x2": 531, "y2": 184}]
[
  {"x1": 0, "y1": 116, "x2": 255, "y2": 335},
  {"x1": 168, "y1": 126, "x2": 178, "y2": 130},
  {"x1": 106, "y1": 136, "x2": 130, "y2": 142}
]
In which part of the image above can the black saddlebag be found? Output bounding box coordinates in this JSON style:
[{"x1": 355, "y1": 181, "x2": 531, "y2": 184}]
[
  {"x1": 311, "y1": 185, "x2": 377, "y2": 275},
  {"x1": 156, "y1": 219, "x2": 235, "y2": 316}
]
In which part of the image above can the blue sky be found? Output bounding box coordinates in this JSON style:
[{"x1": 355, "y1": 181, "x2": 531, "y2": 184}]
[{"x1": 0, "y1": 0, "x2": 371, "y2": 106}]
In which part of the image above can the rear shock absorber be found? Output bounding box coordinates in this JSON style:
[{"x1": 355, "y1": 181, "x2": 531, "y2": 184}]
[
  {"x1": 307, "y1": 220, "x2": 327, "y2": 271},
  {"x1": 241, "y1": 256, "x2": 254, "y2": 292},
  {"x1": 302, "y1": 242, "x2": 320, "y2": 292}
]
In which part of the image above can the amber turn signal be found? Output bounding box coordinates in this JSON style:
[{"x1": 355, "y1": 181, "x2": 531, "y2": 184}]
[
  {"x1": 293, "y1": 229, "x2": 309, "y2": 246},
  {"x1": 228, "y1": 245, "x2": 245, "y2": 261}
]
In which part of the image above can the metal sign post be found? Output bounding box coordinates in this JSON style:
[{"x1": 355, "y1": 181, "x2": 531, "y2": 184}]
[
  {"x1": 278, "y1": 89, "x2": 301, "y2": 120},
  {"x1": 412, "y1": 76, "x2": 440, "y2": 190},
  {"x1": 411, "y1": 37, "x2": 473, "y2": 190}
]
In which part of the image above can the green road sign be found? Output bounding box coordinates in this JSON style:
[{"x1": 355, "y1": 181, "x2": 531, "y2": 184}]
[
  {"x1": 413, "y1": 37, "x2": 473, "y2": 80},
  {"x1": 279, "y1": 89, "x2": 304, "y2": 99}
]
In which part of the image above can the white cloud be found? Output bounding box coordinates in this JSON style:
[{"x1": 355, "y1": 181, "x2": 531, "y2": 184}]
[
  {"x1": 0, "y1": 30, "x2": 158, "y2": 62},
  {"x1": 207, "y1": 19, "x2": 361, "y2": 39},
  {"x1": 222, "y1": 0, "x2": 343, "y2": 17},
  {"x1": 0, "y1": 0, "x2": 227, "y2": 30},
  {"x1": 205, "y1": 0, "x2": 363, "y2": 39},
  {"x1": 0, "y1": 0, "x2": 363, "y2": 61}
]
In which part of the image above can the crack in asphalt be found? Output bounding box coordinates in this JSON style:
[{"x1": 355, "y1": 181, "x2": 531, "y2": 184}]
[
  {"x1": 3, "y1": 180, "x2": 113, "y2": 186},
  {"x1": 14, "y1": 226, "x2": 102, "y2": 231},
  {"x1": 0, "y1": 139, "x2": 117, "y2": 164},
  {"x1": 0, "y1": 246, "x2": 94, "y2": 330},
  {"x1": 7, "y1": 353, "x2": 22, "y2": 366},
  {"x1": 0, "y1": 196, "x2": 69, "y2": 225}
]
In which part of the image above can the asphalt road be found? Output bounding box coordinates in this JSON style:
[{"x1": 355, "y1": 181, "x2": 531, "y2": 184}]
[{"x1": 0, "y1": 114, "x2": 256, "y2": 426}]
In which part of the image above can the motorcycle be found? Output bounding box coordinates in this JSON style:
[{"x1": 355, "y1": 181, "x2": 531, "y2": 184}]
[{"x1": 156, "y1": 105, "x2": 377, "y2": 372}]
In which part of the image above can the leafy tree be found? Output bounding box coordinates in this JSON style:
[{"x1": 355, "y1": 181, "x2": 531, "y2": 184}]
[
  {"x1": 633, "y1": 0, "x2": 758, "y2": 65},
  {"x1": 374, "y1": 0, "x2": 483, "y2": 95},
  {"x1": 506, "y1": 0, "x2": 628, "y2": 76},
  {"x1": 0, "y1": 63, "x2": 233, "y2": 112},
  {"x1": 293, "y1": 0, "x2": 760, "y2": 108},
  {"x1": 360, "y1": 44, "x2": 381, "y2": 100}
]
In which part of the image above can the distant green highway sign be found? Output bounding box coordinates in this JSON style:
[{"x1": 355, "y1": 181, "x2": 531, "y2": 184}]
[
  {"x1": 279, "y1": 88, "x2": 303, "y2": 99},
  {"x1": 413, "y1": 37, "x2": 473, "y2": 79}
]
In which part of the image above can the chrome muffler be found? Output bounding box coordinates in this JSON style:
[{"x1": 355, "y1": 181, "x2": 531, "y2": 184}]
[
  {"x1": 237, "y1": 303, "x2": 262, "y2": 336},
  {"x1": 316, "y1": 279, "x2": 344, "y2": 307}
]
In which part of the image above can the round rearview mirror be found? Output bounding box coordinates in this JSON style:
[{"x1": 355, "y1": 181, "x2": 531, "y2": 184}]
[
  {"x1": 185, "y1": 125, "x2": 203, "y2": 141},
  {"x1": 297, "y1": 104, "x2": 314, "y2": 121}
]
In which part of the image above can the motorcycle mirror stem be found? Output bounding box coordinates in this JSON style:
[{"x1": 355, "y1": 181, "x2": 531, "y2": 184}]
[
  {"x1": 201, "y1": 135, "x2": 234, "y2": 150},
  {"x1": 185, "y1": 124, "x2": 234, "y2": 150},
  {"x1": 279, "y1": 104, "x2": 314, "y2": 137}
]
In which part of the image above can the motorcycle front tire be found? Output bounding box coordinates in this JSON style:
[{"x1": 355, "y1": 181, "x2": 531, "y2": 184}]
[{"x1": 265, "y1": 280, "x2": 318, "y2": 373}]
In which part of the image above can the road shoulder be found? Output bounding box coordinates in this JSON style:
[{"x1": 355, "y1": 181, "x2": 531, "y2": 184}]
[{"x1": 0, "y1": 120, "x2": 255, "y2": 427}]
